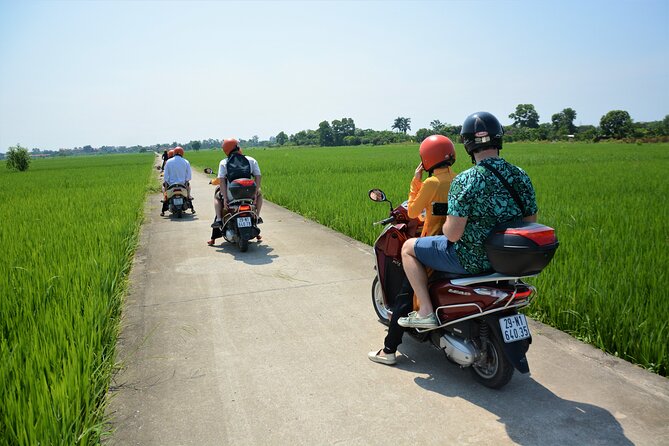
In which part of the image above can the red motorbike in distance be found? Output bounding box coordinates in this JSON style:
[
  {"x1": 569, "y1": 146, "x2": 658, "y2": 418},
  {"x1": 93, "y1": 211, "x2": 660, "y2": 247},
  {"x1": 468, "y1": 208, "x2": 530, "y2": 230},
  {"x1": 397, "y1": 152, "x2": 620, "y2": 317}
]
[{"x1": 369, "y1": 188, "x2": 558, "y2": 389}]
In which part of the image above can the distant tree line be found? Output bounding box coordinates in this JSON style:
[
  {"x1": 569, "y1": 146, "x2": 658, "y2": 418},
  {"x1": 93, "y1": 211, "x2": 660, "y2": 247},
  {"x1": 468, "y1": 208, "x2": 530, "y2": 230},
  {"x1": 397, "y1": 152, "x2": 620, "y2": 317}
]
[
  {"x1": 279, "y1": 117, "x2": 413, "y2": 147},
  {"x1": 5, "y1": 106, "x2": 667, "y2": 160},
  {"x1": 413, "y1": 105, "x2": 669, "y2": 144}
]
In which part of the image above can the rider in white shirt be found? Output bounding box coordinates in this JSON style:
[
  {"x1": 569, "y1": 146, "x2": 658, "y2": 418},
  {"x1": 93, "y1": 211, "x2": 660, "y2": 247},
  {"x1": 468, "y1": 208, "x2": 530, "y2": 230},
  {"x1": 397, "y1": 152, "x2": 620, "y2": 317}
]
[
  {"x1": 162, "y1": 146, "x2": 193, "y2": 216},
  {"x1": 164, "y1": 147, "x2": 192, "y2": 187}
]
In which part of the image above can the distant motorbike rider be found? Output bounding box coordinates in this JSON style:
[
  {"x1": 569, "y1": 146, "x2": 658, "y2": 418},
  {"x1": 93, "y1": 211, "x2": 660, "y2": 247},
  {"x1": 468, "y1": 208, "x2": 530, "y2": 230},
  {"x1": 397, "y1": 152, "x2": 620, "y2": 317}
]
[
  {"x1": 161, "y1": 149, "x2": 169, "y2": 171},
  {"x1": 208, "y1": 139, "x2": 262, "y2": 243},
  {"x1": 369, "y1": 135, "x2": 456, "y2": 365},
  {"x1": 161, "y1": 146, "x2": 194, "y2": 216}
]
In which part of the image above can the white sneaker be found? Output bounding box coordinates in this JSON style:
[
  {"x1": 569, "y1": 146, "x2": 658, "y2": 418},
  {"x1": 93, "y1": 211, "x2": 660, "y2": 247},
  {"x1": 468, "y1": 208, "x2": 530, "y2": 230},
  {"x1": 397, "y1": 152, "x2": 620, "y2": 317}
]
[
  {"x1": 398, "y1": 312, "x2": 438, "y2": 328},
  {"x1": 368, "y1": 349, "x2": 397, "y2": 365}
]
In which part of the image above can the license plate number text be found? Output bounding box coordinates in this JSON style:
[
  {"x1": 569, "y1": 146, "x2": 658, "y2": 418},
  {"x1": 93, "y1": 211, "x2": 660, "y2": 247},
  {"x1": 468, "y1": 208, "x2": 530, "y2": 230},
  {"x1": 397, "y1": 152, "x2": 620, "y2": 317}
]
[
  {"x1": 237, "y1": 217, "x2": 252, "y2": 228},
  {"x1": 499, "y1": 314, "x2": 531, "y2": 343}
]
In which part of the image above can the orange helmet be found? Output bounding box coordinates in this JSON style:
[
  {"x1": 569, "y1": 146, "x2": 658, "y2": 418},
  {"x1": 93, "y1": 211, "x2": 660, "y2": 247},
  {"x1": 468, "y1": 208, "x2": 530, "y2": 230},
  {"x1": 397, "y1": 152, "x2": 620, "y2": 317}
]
[
  {"x1": 222, "y1": 138, "x2": 240, "y2": 156},
  {"x1": 167, "y1": 149, "x2": 175, "y2": 158},
  {"x1": 419, "y1": 135, "x2": 455, "y2": 172},
  {"x1": 174, "y1": 146, "x2": 184, "y2": 157}
]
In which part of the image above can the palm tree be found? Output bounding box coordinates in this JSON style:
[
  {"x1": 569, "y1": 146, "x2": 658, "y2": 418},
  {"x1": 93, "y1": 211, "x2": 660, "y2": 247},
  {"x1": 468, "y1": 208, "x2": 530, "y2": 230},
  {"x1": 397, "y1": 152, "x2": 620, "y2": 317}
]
[{"x1": 392, "y1": 117, "x2": 411, "y2": 134}]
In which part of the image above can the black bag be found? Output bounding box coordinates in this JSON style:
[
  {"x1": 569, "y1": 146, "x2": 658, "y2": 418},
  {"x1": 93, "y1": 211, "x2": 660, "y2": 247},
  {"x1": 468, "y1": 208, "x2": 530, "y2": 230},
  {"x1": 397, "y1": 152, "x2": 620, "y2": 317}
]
[{"x1": 226, "y1": 152, "x2": 252, "y2": 182}]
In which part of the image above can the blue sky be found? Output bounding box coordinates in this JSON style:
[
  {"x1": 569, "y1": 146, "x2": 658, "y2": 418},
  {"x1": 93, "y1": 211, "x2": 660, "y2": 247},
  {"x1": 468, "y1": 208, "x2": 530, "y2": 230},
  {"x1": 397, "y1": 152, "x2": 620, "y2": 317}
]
[{"x1": 0, "y1": 0, "x2": 667, "y2": 151}]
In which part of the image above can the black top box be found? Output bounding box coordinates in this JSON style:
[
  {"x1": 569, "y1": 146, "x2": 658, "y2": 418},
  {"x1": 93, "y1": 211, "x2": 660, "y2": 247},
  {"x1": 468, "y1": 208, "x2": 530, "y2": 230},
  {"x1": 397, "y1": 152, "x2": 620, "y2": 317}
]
[{"x1": 485, "y1": 221, "x2": 559, "y2": 276}]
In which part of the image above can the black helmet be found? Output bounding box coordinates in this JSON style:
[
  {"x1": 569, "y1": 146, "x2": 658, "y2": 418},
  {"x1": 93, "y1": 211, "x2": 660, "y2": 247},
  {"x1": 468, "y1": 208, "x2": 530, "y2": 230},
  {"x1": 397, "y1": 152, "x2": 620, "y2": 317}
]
[{"x1": 460, "y1": 111, "x2": 504, "y2": 155}]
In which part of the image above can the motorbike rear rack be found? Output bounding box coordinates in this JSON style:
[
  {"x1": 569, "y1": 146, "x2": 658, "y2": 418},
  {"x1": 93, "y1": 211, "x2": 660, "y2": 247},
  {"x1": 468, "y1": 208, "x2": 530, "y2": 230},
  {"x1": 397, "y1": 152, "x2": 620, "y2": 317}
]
[{"x1": 449, "y1": 272, "x2": 538, "y2": 286}]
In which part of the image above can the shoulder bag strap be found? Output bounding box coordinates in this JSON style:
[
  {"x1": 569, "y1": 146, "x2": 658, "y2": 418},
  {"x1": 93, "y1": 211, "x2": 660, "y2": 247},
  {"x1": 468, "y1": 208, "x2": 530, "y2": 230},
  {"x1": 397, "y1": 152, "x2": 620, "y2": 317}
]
[{"x1": 479, "y1": 163, "x2": 527, "y2": 216}]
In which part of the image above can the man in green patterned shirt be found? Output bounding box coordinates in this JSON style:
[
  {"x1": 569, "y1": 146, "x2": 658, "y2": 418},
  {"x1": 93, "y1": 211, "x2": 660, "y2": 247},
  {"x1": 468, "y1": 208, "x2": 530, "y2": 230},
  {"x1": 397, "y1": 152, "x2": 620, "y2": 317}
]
[{"x1": 399, "y1": 111, "x2": 538, "y2": 329}]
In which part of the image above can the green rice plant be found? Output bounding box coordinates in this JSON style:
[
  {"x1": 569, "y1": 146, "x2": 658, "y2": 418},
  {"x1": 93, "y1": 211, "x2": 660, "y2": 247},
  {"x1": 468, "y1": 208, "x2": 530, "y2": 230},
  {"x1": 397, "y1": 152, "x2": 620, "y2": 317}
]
[
  {"x1": 190, "y1": 142, "x2": 669, "y2": 376},
  {"x1": 0, "y1": 154, "x2": 154, "y2": 445}
]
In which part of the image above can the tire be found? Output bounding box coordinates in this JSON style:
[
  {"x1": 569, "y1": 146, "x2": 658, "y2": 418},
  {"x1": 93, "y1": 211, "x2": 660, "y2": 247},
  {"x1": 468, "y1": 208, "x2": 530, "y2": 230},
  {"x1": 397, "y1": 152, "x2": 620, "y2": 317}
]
[
  {"x1": 372, "y1": 277, "x2": 391, "y2": 325},
  {"x1": 237, "y1": 236, "x2": 249, "y2": 252},
  {"x1": 470, "y1": 325, "x2": 514, "y2": 389},
  {"x1": 176, "y1": 209, "x2": 183, "y2": 218}
]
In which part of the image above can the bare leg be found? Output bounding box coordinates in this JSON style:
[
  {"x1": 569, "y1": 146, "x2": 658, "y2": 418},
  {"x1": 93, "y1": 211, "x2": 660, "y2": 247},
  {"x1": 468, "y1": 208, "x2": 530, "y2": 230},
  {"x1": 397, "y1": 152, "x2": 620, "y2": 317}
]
[
  {"x1": 401, "y1": 238, "x2": 433, "y2": 316},
  {"x1": 213, "y1": 191, "x2": 222, "y2": 220}
]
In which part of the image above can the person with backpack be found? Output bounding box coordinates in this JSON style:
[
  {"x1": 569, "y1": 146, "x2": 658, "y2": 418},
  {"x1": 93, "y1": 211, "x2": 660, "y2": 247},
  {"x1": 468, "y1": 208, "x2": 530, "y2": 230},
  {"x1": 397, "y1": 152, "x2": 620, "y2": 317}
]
[
  {"x1": 398, "y1": 111, "x2": 538, "y2": 329},
  {"x1": 208, "y1": 139, "x2": 262, "y2": 244}
]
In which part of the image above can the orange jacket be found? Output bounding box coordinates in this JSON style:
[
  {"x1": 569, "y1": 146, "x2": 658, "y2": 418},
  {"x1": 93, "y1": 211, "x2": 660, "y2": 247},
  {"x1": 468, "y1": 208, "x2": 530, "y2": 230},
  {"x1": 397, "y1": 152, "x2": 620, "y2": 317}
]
[{"x1": 407, "y1": 167, "x2": 455, "y2": 237}]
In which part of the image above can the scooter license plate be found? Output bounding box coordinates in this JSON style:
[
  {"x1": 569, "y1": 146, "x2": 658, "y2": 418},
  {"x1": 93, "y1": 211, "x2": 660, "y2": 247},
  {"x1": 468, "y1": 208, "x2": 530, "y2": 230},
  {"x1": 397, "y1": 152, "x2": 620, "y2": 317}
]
[
  {"x1": 173, "y1": 197, "x2": 184, "y2": 206},
  {"x1": 499, "y1": 314, "x2": 531, "y2": 343},
  {"x1": 237, "y1": 216, "x2": 252, "y2": 228}
]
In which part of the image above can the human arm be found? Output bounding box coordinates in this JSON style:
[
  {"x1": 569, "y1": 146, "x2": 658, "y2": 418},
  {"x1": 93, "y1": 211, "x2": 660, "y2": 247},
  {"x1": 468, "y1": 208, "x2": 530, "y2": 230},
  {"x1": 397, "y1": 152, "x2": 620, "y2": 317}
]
[
  {"x1": 442, "y1": 215, "x2": 467, "y2": 242},
  {"x1": 443, "y1": 172, "x2": 471, "y2": 242},
  {"x1": 407, "y1": 164, "x2": 438, "y2": 219},
  {"x1": 163, "y1": 164, "x2": 172, "y2": 185},
  {"x1": 254, "y1": 175, "x2": 262, "y2": 200}
]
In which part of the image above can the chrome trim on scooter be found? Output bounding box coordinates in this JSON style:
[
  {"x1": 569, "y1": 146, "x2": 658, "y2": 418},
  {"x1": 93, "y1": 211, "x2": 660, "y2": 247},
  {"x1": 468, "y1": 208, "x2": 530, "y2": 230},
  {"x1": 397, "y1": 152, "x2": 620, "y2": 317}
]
[{"x1": 450, "y1": 272, "x2": 538, "y2": 286}]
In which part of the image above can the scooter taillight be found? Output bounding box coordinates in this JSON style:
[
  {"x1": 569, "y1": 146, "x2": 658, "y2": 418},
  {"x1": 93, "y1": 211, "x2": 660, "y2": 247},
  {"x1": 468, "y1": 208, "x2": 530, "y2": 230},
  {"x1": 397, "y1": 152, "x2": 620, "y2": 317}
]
[
  {"x1": 503, "y1": 226, "x2": 556, "y2": 246},
  {"x1": 514, "y1": 289, "x2": 533, "y2": 300},
  {"x1": 234, "y1": 179, "x2": 256, "y2": 187},
  {"x1": 172, "y1": 189, "x2": 182, "y2": 193},
  {"x1": 239, "y1": 205, "x2": 251, "y2": 211}
]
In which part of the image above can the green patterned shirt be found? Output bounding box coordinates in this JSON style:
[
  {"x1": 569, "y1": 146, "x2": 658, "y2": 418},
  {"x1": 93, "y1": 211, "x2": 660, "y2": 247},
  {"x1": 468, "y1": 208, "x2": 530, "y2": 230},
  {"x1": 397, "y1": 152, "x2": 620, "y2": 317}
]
[{"x1": 448, "y1": 157, "x2": 538, "y2": 274}]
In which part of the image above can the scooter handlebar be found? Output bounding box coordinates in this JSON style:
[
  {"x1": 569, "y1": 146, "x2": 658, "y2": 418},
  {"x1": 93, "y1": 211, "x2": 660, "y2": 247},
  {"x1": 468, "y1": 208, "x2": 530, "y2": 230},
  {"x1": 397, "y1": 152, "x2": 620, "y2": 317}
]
[{"x1": 373, "y1": 216, "x2": 396, "y2": 226}]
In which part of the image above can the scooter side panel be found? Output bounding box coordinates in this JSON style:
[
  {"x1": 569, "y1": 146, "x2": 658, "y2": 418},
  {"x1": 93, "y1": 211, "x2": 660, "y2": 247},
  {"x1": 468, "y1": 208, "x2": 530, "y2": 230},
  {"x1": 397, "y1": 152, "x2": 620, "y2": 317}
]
[{"x1": 430, "y1": 282, "x2": 492, "y2": 322}]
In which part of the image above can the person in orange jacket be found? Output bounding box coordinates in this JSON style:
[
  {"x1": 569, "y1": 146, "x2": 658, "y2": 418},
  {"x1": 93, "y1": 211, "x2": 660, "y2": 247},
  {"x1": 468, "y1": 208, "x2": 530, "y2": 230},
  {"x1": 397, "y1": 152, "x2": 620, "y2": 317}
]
[{"x1": 368, "y1": 135, "x2": 456, "y2": 365}]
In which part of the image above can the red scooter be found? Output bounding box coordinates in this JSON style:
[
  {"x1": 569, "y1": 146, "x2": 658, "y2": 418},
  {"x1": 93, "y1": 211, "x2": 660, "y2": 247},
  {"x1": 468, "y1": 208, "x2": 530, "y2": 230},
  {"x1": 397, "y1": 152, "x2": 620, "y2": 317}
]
[
  {"x1": 221, "y1": 178, "x2": 261, "y2": 252},
  {"x1": 369, "y1": 188, "x2": 558, "y2": 389}
]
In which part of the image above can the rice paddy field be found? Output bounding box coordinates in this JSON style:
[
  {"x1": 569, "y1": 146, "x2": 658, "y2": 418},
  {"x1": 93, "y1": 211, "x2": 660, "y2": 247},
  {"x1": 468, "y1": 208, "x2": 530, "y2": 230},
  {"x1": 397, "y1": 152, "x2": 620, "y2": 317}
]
[
  {"x1": 2, "y1": 143, "x2": 667, "y2": 444},
  {"x1": 1, "y1": 154, "x2": 154, "y2": 445},
  {"x1": 189, "y1": 142, "x2": 669, "y2": 377}
]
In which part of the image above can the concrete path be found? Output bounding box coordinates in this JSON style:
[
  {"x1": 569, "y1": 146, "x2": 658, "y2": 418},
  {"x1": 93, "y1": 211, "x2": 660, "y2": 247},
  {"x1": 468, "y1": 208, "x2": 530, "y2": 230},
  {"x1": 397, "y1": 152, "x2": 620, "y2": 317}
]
[{"x1": 106, "y1": 164, "x2": 669, "y2": 446}]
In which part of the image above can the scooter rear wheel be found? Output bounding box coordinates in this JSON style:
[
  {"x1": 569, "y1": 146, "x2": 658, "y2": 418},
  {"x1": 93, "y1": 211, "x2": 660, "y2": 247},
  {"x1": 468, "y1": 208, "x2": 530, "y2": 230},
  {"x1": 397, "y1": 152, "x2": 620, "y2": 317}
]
[
  {"x1": 237, "y1": 236, "x2": 249, "y2": 252},
  {"x1": 371, "y1": 277, "x2": 390, "y2": 325},
  {"x1": 470, "y1": 327, "x2": 514, "y2": 389}
]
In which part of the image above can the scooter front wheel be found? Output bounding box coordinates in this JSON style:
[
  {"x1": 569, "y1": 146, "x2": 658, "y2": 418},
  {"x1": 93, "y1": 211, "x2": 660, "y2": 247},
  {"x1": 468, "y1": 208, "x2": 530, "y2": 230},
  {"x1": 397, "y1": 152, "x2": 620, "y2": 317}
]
[
  {"x1": 470, "y1": 326, "x2": 514, "y2": 389},
  {"x1": 371, "y1": 277, "x2": 390, "y2": 325}
]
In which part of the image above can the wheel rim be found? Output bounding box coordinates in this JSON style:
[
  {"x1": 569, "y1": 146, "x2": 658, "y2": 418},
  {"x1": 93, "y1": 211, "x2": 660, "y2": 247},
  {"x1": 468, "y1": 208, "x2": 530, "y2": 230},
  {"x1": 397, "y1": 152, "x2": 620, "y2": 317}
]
[
  {"x1": 373, "y1": 279, "x2": 390, "y2": 321},
  {"x1": 473, "y1": 338, "x2": 500, "y2": 379}
]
